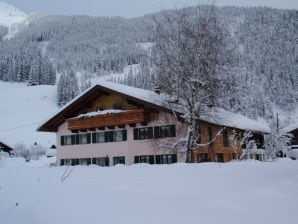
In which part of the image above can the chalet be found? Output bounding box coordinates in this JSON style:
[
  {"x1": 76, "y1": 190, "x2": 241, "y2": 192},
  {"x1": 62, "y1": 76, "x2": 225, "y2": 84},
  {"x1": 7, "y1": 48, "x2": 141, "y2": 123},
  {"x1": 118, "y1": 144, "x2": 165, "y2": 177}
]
[
  {"x1": 0, "y1": 140, "x2": 13, "y2": 154},
  {"x1": 37, "y1": 81, "x2": 270, "y2": 166}
]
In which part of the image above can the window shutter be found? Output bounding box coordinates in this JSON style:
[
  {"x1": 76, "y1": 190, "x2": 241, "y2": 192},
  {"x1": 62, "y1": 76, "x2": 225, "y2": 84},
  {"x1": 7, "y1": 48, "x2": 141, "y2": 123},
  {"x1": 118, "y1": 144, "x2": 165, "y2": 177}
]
[
  {"x1": 105, "y1": 156, "x2": 110, "y2": 166},
  {"x1": 149, "y1": 155, "x2": 154, "y2": 164},
  {"x1": 170, "y1": 125, "x2": 176, "y2": 137},
  {"x1": 87, "y1": 158, "x2": 91, "y2": 165},
  {"x1": 133, "y1": 128, "x2": 139, "y2": 140},
  {"x1": 104, "y1": 132, "x2": 109, "y2": 142},
  {"x1": 156, "y1": 155, "x2": 161, "y2": 164},
  {"x1": 134, "y1": 156, "x2": 139, "y2": 163},
  {"x1": 122, "y1": 130, "x2": 127, "y2": 141},
  {"x1": 71, "y1": 135, "x2": 75, "y2": 145},
  {"x1": 172, "y1": 154, "x2": 177, "y2": 163},
  {"x1": 154, "y1": 126, "x2": 160, "y2": 139},
  {"x1": 87, "y1": 133, "x2": 91, "y2": 144},
  {"x1": 60, "y1": 136, "x2": 64, "y2": 146},
  {"x1": 92, "y1": 133, "x2": 97, "y2": 143},
  {"x1": 75, "y1": 134, "x2": 79, "y2": 144},
  {"x1": 148, "y1": 127, "x2": 153, "y2": 139},
  {"x1": 108, "y1": 131, "x2": 114, "y2": 142}
]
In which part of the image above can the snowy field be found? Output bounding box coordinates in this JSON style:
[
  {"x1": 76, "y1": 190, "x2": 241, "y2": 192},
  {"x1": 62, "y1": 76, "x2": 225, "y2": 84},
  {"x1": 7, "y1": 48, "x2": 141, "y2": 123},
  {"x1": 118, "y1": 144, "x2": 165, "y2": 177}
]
[
  {"x1": 0, "y1": 81, "x2": 58, "y2": 147},
  {"x1": 0, "y1": 159, "x2": 297, "y2": 224}
]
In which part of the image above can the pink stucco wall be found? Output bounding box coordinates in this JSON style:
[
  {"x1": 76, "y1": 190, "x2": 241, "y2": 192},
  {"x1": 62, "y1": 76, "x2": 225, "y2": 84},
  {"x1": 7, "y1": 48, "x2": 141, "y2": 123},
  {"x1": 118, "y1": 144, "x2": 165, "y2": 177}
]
[{"x1": 56, "y1": 112, "x2": 186, "y2": 165}]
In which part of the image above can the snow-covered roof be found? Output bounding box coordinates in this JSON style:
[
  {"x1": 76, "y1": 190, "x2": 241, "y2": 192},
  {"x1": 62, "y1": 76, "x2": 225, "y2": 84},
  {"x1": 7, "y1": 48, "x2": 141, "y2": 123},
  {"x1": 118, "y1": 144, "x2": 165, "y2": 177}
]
[{"x1": 38, "y1": 81, "x2": 270, "y2": 133}]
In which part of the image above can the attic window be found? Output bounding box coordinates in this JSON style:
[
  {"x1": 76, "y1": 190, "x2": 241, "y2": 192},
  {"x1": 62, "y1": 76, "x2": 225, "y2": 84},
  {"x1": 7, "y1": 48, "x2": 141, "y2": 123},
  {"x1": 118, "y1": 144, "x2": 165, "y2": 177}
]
[{"x1": 113, "y1": 105, "x2": 122, "y2": 110}]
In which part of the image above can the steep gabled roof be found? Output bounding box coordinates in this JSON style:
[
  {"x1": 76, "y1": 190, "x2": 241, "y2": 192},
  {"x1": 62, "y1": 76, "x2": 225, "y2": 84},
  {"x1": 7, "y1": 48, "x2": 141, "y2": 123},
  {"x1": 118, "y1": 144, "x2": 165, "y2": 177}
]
[{"x1": 37, "y1": 81, "x2": 270, "y2": 133}]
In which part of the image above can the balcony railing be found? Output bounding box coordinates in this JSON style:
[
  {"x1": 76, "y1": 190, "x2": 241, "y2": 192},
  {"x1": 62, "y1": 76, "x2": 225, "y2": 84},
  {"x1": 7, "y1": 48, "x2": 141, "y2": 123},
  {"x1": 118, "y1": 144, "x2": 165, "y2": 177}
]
[{"x1": 67, "y1": 109, "x2": 148, "y2": 131}]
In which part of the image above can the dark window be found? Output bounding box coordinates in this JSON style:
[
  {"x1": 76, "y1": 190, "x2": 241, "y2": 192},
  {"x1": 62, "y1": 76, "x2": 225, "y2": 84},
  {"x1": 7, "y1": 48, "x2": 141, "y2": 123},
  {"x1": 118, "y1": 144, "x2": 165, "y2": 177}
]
[
  {"x1": 87, "y1": 158, "x2": 91, "y2": 165},
  {"x1": 216, "y1": 154, "x2": 224, "y2": 163},
  {"x1": 160, "y1": 125, "x2": 176, "y2": 138},
  {"x1": 107, "y1": 131, "x2": 115, "y2": 142},
  {"x1": 197, "y1": 153, "x2": 208, "y2": 162},
  {"x1": 155, "y1": 154, "x2": 177, "y2": 164},
  {"x1": 113, "y1": 156, "x2": 125, "y2": 165},
  {"x1": 60, "y1": 159, "x2": 65, "y2": 166},
  {"x1": 223, "y1": 129, "x2": 229, "y2": 147},
  {"x1": 139, "y1": 127, "x2": 153, "y2": 140},
  {"x1": 71, "y1": 159, "x2": 76, "y2": 166},
  {"x1": 134, "y1": 155, "x2": 154, "y2": 164}
]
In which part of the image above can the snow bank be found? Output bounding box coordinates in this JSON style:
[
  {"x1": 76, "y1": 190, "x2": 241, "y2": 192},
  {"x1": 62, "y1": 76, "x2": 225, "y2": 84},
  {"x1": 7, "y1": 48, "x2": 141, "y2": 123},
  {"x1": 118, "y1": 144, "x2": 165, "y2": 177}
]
[{"x1": 0, "y1": 160, "x2": 297, "y2": 224}]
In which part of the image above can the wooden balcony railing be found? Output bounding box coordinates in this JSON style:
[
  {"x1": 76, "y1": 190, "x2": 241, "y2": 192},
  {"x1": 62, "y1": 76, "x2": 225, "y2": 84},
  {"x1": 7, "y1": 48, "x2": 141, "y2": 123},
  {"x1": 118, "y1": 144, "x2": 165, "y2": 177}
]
[{"x1": 66, "y1": 109, "x2": 148, "y2": 131}]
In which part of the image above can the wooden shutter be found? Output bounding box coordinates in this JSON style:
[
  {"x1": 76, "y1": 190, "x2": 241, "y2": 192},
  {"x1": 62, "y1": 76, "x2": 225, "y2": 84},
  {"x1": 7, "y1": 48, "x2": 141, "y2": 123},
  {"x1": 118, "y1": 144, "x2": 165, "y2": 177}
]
[
  {"x1": 134, "y1": 156, "x2": 139, "y2": 163},
  {"x1": 172, "y1": 154, "x2": 177, "y2": 163},
  {"x1": 108, "y1": 131, "x2": 114, "y2": 142},
  {"x1": 71, "y1": 135, "x2": 75, "y2": 145},
  {"x1": 133, "y1": 128, "x2": 139, "y2": 140},
  {"x1": 87, "y1": 133, "x2": 91, "y2": 144},
  {"x1": 60, "y1": 136, "x2": 64, "y2": 146},
  {"x1": 155, "y1": 155, "x2": 161, "y2": 164},
  {"x1": 154, "y1": 126, "x2": 160, "y2": 139},
  {"x1": 92, "y1": 133, "x2": 97, "y2": 143},
  {"x1": 104, "y1": 132, "x2": 109, "y2": 142},
  {"x1": 149, "y1": 155, "x2": 154, "y2": 164},
  {"x1": 148, "y1": 127, "x2": 153, "y2": 139},
  {"x1": 122, "y1": 130, "x2": 127, "y2": 141},
  {"x1": 170, "y1": 125, "x2": 176, "y2": 137},
  {"x1": 75, "y1": 134, "x2": 80, "y2": 144},
  {"x1": 87, "y1": 158, "x2": 91, "y2": 165}
]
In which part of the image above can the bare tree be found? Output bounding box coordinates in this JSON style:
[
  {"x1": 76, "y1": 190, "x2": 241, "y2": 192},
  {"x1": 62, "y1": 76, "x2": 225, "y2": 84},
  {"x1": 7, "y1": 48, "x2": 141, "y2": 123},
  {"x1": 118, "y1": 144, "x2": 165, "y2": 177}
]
[{"x1": 152, "y1": 6, "x2": 228, "y2": 162}]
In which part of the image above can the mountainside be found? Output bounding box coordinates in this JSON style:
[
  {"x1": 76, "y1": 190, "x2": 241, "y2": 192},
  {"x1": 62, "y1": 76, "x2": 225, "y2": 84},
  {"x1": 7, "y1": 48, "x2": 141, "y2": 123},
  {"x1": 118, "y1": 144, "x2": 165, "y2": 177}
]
[
  {"x1": 0, "y1": 1, "x2": 27, "y2": 27},
  {"x1": 0, "y1": 3, "x2": 297, "y2": 122},
  {"x1": 0, "y1": 1, "x2": 28, "y2": 39},
  {"x1": 0, "y1": 81, "x2": 58, "y2": 147}
]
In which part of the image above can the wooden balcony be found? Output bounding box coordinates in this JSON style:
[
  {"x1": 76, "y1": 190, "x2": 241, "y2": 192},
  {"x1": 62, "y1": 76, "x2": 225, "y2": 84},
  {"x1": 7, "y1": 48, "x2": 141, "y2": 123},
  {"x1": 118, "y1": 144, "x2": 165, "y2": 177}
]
[{"x1": 66, "y1": 109, "x2": 148, "y2": 131}]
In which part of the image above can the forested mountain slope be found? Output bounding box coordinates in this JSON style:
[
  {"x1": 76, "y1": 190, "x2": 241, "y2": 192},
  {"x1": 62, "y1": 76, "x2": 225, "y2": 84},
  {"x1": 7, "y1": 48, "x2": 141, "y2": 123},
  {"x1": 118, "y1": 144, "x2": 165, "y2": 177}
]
[{"x1": 0, "y1": 5, "x2": 296, "y2": 119}]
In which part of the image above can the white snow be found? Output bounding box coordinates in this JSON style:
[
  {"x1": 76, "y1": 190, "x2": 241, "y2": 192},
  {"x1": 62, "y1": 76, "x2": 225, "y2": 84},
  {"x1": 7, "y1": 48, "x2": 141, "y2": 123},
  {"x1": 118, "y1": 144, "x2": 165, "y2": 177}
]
[
  {"x1": 76, "y1": 109, "x2": 124, "y2": 119},
  {"x1": 0, "y1": 1, "x2": 28, "y2": 39},
  {"x1": 0, "y1": 1, "x2": 27, "y2": 27},
  {"x1": 0, "y1": 81, "x2": 59, "y2": 147},
  {"x1": 0, "y1": 159, "x2": 297, "y2": 224}
]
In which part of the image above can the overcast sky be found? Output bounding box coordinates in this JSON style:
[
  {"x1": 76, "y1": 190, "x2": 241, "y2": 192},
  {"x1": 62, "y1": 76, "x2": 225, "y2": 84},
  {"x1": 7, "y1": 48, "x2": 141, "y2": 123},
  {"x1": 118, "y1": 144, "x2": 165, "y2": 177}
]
[{"x1": 4, "y1": 0, "x2": 298, "y2": 17}]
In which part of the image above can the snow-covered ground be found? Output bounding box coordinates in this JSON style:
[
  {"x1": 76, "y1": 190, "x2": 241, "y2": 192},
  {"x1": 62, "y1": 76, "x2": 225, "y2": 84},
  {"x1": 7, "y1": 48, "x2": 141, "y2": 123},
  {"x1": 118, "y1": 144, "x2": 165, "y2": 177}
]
[
  {"x1": 0, "y1": 159, "x2": 297, "y2": 224},
  {"x1": 0, "y1": 81, "x2": 59, "y2": 148}
]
